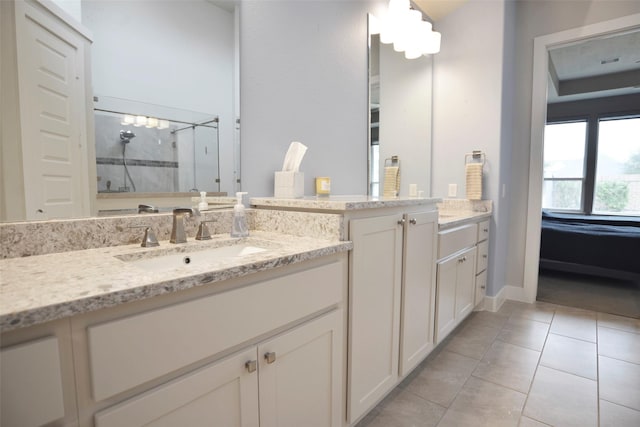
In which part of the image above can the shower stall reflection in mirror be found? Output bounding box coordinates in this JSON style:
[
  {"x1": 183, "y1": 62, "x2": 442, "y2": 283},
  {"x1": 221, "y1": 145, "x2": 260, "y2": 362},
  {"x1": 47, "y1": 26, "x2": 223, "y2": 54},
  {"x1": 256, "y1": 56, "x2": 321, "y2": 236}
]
[{"x1": 93, "y1": 99, "x2": 220, "y2": 195}]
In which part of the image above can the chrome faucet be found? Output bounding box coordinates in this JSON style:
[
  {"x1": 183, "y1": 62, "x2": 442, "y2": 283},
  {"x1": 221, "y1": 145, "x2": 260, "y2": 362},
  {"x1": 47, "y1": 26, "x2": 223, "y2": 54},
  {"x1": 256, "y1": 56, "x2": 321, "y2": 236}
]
[{"x1": 170, "y1": 208, "x2": 199, "y2": 243}]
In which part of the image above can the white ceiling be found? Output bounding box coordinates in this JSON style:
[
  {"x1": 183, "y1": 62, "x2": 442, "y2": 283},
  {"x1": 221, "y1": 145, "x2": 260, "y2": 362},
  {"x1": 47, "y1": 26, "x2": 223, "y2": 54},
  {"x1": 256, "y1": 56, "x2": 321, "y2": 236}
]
[
  {"x1": 413, "y1": 0, "x2": 467, "y2": 22},
  {"x1": 547, "y1": 29, "x2": 640, "y2": 103}
]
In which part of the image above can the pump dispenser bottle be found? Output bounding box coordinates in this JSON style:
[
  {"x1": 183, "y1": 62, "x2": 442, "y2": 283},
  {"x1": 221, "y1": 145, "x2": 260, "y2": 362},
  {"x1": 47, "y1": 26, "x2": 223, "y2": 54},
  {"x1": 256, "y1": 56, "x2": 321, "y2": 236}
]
[{"x1": 230, "y1": 192, "x2": 249, "y2": 237}]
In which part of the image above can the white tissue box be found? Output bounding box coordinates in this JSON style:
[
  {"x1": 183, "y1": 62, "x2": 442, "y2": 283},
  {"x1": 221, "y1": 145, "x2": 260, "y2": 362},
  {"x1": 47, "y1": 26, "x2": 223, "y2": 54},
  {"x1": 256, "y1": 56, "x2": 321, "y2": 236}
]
[{"x1": 274, "y1": 171, "x2": 304, "y2": 198}]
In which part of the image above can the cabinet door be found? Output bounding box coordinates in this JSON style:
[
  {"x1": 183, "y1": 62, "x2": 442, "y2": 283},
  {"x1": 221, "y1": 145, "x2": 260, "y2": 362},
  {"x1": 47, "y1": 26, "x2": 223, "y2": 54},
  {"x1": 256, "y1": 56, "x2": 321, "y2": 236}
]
[
  {"x1": 436, "y1": 255, "x2": 458, "y2": 343},
  {"x1": 455, "y1": 246, "x2": 477, "y2": 321},
  {"x1": 94, "y1": 348, "x2": 259, "y2": 427},
  {"x1": 400, "y1": 211, "x2": 437, "y2": 376},
  {"x1": 348, "y1": 214, "x2": 404, "y2": 423},
  {"x1": 258, "y1": 309, "x2": 343, "y2": 427},
  {"x1": 1, "y1": 337, "x2": 65, "y2": 427}
]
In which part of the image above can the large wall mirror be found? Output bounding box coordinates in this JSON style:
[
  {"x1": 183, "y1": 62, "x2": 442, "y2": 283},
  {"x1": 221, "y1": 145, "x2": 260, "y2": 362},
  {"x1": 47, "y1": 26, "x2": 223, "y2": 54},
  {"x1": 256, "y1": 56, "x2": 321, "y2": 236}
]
[
  {"x1": 368, "y1": 14, "x2": 433, "y2": 197},
  {"x1": 86, "y1": 0, "x2": 240, "y2": 209},
  {"x1": 1, "y1": 0, "x2": 239, "y2": 221}
]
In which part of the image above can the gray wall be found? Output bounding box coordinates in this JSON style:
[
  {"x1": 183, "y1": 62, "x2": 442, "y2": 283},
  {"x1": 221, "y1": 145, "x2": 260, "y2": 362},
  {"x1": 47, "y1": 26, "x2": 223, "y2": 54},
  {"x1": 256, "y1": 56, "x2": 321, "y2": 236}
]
[
  {"x1": 506, "y1": 0, "x2": 640, "y2": 290},
  {"x1": 240, "y1": 0, "x2": 386, "y2": 197}
]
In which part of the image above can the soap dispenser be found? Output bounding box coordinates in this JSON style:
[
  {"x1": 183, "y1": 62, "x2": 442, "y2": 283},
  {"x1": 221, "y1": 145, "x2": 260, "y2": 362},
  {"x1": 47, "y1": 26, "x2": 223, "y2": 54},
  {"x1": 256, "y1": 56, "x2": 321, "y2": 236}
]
[
  {"x1": 230, "y1": 192, "x2": 249, "y2": 237},
  {"x1": 198, "y1": 191, "x2": 209, "y2": 211}
]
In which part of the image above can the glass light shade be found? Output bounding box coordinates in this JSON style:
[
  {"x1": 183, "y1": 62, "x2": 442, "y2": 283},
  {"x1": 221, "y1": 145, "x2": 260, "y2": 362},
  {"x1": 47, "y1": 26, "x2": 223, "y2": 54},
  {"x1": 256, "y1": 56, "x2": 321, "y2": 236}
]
[
  {"x1": 134, "y1": 115, "x2": 147, "y2": 127},
  {"x1": 393, "y1": 8, "x2": 420, "y2": 52},
  {"x1": 388, "y1": 0, "x2": 409, "y2": 13},
  {"x1": 121, "y1": 114, "x2": 135, "y2": 126},
  {"x1": 146, "y1": 117, "x2": 159, "y2": 128},
  {"x1": 423, "y1": 30, "x2": 441, "y2": 55},
  {"x1": 157, "y1": 120, "x2": 170, "y2": 130}
]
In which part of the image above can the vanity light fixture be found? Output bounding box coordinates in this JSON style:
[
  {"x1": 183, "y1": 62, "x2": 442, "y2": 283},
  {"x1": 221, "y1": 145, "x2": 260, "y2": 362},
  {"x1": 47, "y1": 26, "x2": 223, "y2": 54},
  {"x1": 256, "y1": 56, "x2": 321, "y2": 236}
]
[
  {"x1": 121, "y1": 114, "x2": 135, "y2": 126},
  {"x1": 134, "y1": 115, "x2": 147, "y2": 127},
  {"x1": 145, "y1": 117, "x2": 159, "y2": 128},
  {"x1": 374, "y1": 0, "x2": 441, "y2": 59}
]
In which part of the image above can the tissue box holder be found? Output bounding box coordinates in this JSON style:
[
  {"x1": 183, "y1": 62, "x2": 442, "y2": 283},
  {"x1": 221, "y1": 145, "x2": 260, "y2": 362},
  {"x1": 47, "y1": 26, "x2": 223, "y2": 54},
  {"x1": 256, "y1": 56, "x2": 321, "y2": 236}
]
[{"x1": 274, "y1": 171, "x2": 304, "y2": 198}]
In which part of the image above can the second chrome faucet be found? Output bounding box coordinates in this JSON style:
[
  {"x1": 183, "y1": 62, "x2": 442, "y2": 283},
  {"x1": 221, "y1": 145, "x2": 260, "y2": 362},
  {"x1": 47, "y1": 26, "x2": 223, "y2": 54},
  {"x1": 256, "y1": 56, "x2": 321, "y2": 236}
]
[{"x1": 170, "y1": 208, "x2": 200, "y2": 243}]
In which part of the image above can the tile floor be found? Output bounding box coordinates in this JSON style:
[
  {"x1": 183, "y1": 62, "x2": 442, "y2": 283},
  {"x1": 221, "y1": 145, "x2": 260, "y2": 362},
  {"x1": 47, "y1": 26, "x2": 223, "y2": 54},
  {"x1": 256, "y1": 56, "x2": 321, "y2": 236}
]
[{"x1": 356, "y1": 300, "x2": 640, "y2": 427}]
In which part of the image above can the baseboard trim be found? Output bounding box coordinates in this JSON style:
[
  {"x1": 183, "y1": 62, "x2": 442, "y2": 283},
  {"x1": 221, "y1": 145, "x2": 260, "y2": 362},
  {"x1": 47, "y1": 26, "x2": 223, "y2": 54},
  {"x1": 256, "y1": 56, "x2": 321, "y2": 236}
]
[
  {"x1": 484, "y1": 286, "x2": 507, "y2": 312},
  {"x1": 505, "y1": 285, "x2": 535, "y2": 303}
]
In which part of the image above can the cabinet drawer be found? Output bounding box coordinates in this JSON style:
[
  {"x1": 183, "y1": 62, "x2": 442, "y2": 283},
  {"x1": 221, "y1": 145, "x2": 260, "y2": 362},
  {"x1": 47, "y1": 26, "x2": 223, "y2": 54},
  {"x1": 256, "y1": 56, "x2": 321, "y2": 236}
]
[
  {"x1": 477, "y1": 219, "x2": 490, "y2": 242},
  {"x1": 476, "y1": 240, "x2": 489, "y2": 273},
  {"x1": 87, "y1": 259, "x2": 344, "y2": 401},
  {"x1": 438, "y1": 223, "x2": 478, "y2": 260}
]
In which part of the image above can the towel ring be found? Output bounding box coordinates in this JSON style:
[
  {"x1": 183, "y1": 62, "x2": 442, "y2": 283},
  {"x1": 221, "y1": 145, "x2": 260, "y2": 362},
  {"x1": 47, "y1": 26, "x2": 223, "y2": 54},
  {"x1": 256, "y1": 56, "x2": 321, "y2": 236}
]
[{"x1": 465, "y1": 150, "x2": 486, "y2": 166}]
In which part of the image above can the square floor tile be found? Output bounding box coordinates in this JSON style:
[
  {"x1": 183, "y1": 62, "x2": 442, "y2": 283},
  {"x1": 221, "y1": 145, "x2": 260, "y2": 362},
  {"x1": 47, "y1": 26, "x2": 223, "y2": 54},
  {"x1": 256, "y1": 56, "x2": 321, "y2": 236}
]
[
  {"x1": 539, "y1": 333, "x2": 597, "y2": 380},
  {"x1": 437, "y1": 376, "x2": 526, "y2": 427},
  {"x1": 472, "y1": 340, "x2": 540, "y2": 393},
  {"x1": 549, "y1": 309, "x2": 597, "y2": 342},
  {"x1": 509, "y1": 302, "x2": 557, "y2": 323},
  {"x1": 598, "y1": 326, "x2": 640, "y2": 364},
  {"x1": 444, "y1": 323, "x2": 500, "y2": 360},
  {"x1": 597, "y1": 312, "x2": 640, "y2": 334},
  {"x1": 404, "y1": 350, "x2": 478, "y2": 408},
  {"x1": 467, "y1": 310, "x2": 511, "y2": 330},
  {"x1": 497, "y1": 316, "x2": 550, "y2": 351},
  {"x1": 523, "y1": 366, "x2": 597, "y2": 427},
  {"x1": 599, "y1": 399, "x2": 640, "y2": 427},
  {"x1": 363, "y1": 389, "x2": 445, "y2": 427},
  {"x1": 599, "y1": 355, "x2": 640, "y2": 410}
]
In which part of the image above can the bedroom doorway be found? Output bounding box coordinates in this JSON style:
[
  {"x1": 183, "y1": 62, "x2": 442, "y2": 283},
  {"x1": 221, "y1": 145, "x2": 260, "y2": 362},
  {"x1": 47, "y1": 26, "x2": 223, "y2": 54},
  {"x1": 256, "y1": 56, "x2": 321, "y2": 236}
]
[{"x1": 522, "y1": 13, "x2": 640, "y2": 311}]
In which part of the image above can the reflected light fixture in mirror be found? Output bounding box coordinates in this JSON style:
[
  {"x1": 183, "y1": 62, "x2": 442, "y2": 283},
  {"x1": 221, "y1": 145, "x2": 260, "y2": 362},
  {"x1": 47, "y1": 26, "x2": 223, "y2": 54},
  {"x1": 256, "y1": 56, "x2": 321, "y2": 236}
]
[{"x1": 370, "y1": 0, "x2": 441, "y2": 60}]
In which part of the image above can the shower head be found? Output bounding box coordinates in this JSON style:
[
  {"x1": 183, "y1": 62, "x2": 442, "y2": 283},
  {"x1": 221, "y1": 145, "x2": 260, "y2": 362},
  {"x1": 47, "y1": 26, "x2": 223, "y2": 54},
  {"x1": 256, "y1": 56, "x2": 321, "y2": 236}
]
[{"x1": 120, "y1": 130, "x2": 136, "y2": 142}]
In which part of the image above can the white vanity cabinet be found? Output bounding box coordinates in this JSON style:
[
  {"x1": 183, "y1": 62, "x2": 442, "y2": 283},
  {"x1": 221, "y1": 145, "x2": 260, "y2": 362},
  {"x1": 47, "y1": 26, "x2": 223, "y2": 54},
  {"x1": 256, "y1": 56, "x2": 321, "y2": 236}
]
[
  {"x1": 348, "y1": 209, "x2": 437, "y2": 423},
  {"x1": 94, "y1": 309, "x2": 343, "y2": 427},
  {"x1": 435, "y1": 223, "x2": 478, "y2": 343},
  {"x1": 1, "y1": 253, "x2": 347, "y2": 427}
]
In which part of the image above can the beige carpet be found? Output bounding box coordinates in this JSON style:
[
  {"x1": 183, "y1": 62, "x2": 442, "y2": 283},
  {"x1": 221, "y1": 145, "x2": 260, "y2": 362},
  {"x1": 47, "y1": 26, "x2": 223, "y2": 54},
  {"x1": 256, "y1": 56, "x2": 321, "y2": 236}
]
[{"x1": 537, "y1": 270, "x2": 640, "y2": 319}]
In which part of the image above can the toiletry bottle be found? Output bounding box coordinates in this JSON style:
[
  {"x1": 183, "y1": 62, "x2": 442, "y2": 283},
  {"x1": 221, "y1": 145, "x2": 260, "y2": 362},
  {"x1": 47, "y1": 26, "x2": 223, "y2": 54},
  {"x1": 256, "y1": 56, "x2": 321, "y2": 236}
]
[
  {"x1": 230, "y1": 192, "x2": 249, "y2": 237},
  {"x1": 198, "y1": 191, "x2": 208, "y2": 211}
]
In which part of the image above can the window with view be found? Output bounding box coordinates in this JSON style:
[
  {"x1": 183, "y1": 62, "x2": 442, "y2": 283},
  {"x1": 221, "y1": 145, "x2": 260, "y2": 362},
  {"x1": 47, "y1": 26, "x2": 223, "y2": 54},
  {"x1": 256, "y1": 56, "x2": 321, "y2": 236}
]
[
  {"x1": 543, "y1": 115, "x2": 640, "y2": 217},
  {"x1": 542, "y1": 121, "x2": 587, "y2": 211},
  {"x1": 593, "y1": 117, "x2": 640, "y2": 215}
]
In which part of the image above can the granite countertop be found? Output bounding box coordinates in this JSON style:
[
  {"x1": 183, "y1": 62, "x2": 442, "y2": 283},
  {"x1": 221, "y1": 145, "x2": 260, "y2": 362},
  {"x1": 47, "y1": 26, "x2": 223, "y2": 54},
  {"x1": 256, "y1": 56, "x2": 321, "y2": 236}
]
[
  {"x1": 0, "y1": 231, "x2": 352, "y2": 333},
  {"x1": 251, "y1": 195, "x2": 441, "y2": 212},
  {"x1": 438, "y1": 210, "x2": 492, "y2": 229}
]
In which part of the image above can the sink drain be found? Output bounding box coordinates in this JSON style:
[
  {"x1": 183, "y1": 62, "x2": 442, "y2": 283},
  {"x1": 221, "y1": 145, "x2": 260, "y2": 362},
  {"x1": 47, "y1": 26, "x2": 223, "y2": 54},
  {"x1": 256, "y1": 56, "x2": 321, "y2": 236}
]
[{"x1": 183, "y1": 256, "x2": 192, "y2": 265}]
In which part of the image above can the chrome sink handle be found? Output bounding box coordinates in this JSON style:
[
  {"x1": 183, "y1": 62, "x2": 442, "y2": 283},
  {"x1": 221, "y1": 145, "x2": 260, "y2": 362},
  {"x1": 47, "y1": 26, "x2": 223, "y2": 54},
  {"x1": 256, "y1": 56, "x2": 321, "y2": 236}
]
[
  {"x1": 138, "y1": 204, "x2": 158, "y2": 213},
  {"x1": 196, "y1": 220, "x2": 215, "y2": 241},
  {"x1": 129, "y1": 225, "x2": 159, "y2": 247}
]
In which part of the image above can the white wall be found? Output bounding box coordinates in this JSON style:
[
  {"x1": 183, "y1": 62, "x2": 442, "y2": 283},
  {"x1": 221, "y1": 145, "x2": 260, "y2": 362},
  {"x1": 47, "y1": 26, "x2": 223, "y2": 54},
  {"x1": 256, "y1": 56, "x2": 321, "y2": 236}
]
[
  {"x1": 431, "y1": 0, "x2": 508, "y2": 297},
  {"x1": 240, "y1": 0, "x2": 387, "y2": 197},
  {"x1": 506, "y1": 0, "x2": 640, "y2": 291}
]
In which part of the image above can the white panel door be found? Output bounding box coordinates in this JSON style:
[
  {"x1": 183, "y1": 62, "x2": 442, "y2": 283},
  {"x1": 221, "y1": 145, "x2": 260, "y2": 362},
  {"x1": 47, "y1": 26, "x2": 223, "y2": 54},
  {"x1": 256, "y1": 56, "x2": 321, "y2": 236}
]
[
  {"x1": 348, "y1": 214, "x2": 403, "y2": 423},
  {"x1": 14, "y1": 1, "x2": 89, "y2": 219},
  {"x1": 94, "y1": 347, "x2": 260, "y2": 427},
  {"x1": 258, "y1": 309, "x2": 343, "y2": 427},
  {"x1": 399, "y1": 210, "x2": 437, "y2": 376}
]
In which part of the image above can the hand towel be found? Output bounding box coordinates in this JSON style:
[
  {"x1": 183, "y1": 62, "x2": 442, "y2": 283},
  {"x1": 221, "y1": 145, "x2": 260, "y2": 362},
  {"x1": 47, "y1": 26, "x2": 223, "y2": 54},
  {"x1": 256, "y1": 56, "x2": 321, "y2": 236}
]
[
  {"x1": 466, "y1": 163, "x2": 483, "y2": 200},
  {"x1": 383, "y1": 166, "x2": 400, "y2": 197}
]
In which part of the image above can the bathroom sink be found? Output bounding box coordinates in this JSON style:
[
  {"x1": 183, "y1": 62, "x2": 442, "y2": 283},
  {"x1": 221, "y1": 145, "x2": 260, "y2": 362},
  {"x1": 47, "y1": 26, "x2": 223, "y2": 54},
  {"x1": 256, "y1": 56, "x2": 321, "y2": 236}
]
[{"x1": 119, "y1": 244, "x2": 267, "y2": 272}]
